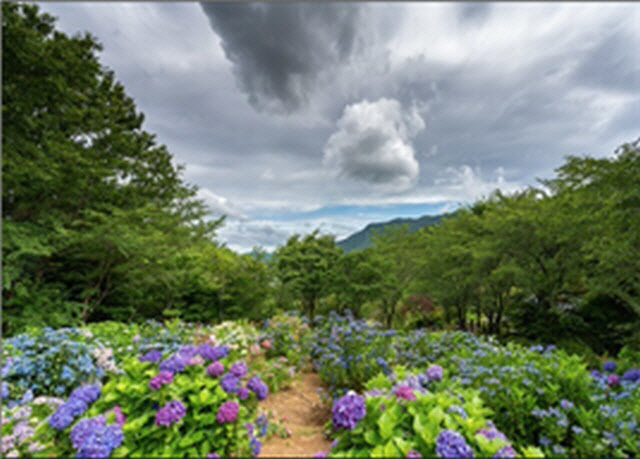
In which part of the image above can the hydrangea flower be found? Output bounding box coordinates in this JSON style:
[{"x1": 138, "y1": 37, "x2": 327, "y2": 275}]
[
  {"x1": 622, "y1": 368, "x2": 640, "y2": 382},
  {"x1": 447, "y1": 405, "x2": 468, "y2": 419},
  {"x1": 75, "y1": 423, "x2": 124, "y2": 458},
  {"x1": 435, "y1": 429, "x2": 474, "y2": 458},
  {"x1": 560, "y1": 399, "x2": 574, "y2": 411},
  {"x1": 332, "y1": 393, "x2": 366, "y2": 430},
  {"x1": 155, "y1": 400, "x2": 186, "y2": 427},
  {"x1": 139, "y1": 349, "x2": 163, "y2": 363},
  {"x1": 1, "y1": 381, "x2": 9, "y2": 399},
  {"x1": 49, "y1": 398, "x2": 89, "y2": 430},
  {"x1": 476, "y1": 423, "x2": 508, "y2": 442},
  {"x1": 230, "y1": 361, "x2": 248, "y2": 379},
  {"x1": 71, "y1": 416, "x2": 106, "y2": 449},
  {"x1": 603, "y1": 361, "x2": 617, "y2": 372},
  {"x1": 111, "y1": 406, "x2": 126, "y2": 427},
  {"x1": 247, "y1": 376, "x2": 268, "y2": 400},
  {"x1": 199, "y1": 345, "x2": 230, "y2": 362},
  {"x1": 493, "y1": 445, "x2": 517, "y2": 458},
  {"x1": 221, "y1": 373, "x2": 240, "y2": 393},
  {"x1": 250, "y1": 436, "x2": 262, "y2": 456},
  {"x1": 177, "y1": 345, "x2": 200, "y2": 360},
  {"x1": 395, "y1": 385, "x2": 416, "y2": 401},
  {"x1": 313, "y1": 452, "x2": 328, "y2": 458},
  {"x1": 159, "y1": 354, "x2": 186, "y2": 373},
  {"x1": 149, "y1": 371, "x2": 174, "y2": 390},
  {"x1": 238, "y1": 386, "x2": 250, "y2": 400},
  {"x1": 408, "y1": 450, "x2": 422, "y2": 458},
  {"x1": 70, "y1": 384, "x2": 101, "y2": 405},
  {"x1": 608, "y1": 374, "x2": 620, "y2": 386},
  {"x1": 216, "y1": 401, "x2": 239, "y2": 423},
  {"x1": 427, "y1": 364, "x2": 444, "y2": 381},
  {"x1": 207, "y1": 453, "x2": 221, "y2": 458},
  {"x1": 207, "y1": 361, "x2": 225, "y2": 377}
]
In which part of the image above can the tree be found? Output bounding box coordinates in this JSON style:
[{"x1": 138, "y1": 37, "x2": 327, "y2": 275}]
[
  {"x1": 273, "y1": 230, "x2": 342, "y2": 322},
  {"x1": 2, "y1": 3, "x2": 218, "y2": 333}
]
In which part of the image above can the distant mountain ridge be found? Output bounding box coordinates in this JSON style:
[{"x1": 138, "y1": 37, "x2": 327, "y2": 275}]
[{"x1": 336, "y1": 213, "x2": 446, "y2": 252}]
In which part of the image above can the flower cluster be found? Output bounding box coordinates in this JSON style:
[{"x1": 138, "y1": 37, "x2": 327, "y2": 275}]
[
  {"x1": 49, "y1": 384, "x2": 102, "y2": 430},
  {"x1": 221, "y1": 373, "x2": 240, "y2": 393},
  {"x1": 435, "y1": 429, "x2": 475, "y2": 458},
  {"x1": 158, "y1": 354, "x2": 186, "y2": 373},
  {"x1": 149, "y1": 371, "x2": 174, "y2": 390},
  {"x1": 247, "y1": 376, "x2": 268, "y2": 400},
  {"x1": 207, "y1": 361, "x2": 225, "y2": 377},
  {"x1": 216, "y1": 401, "x2": 239, "y2": 423},
  {"x1": 395, "y1": 385, "x2": 416, "y2": 401},
  {"x1": 139, "y1": 349, "x2": 163, "y2": 364},
  {"x1": 155, "y1": 400, "x2": 186, "y2": 427},
  {"x1": 332, "y1": 392, "x2": 366, "y2": 430},
  {"x1": 230, "y1": 361, "x2": 248, "y2": 379},
  {"x1": 427, "y1": 364, "x2": 444, "y2": 381},
  {"x1": 92, "y1": 347, "x2": 119, "y2": 373},
  {"x1": 73, "y1": 417, "x2": 124, "y2": 458},
  {"x1": 198, "y1": 344, "x2": 230, "y2": 362}
]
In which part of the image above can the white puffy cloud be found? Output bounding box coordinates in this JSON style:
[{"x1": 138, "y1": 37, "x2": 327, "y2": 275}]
[{"x1": 323, "y1": 98, "x2": 424, "y2": 191}]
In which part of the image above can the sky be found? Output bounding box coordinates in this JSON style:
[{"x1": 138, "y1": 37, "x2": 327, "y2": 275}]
[{"x1": 36, "y1": 2, "x2": 640, "y2": 253}]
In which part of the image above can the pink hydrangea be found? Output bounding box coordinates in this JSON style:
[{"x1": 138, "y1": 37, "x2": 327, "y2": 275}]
[{"x1": 396, "y1": 385, "x2": 416, "y2": 401}]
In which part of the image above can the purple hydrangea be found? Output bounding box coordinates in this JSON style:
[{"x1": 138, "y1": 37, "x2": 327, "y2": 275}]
[
  {"x1": 221, "y1": 373, "x2": 240, "y2": 393},
  {"x1": 207, "y1": 361, "x2": 225, "y2": 377},
  {"x1": 436, "y1": 429, "x2": 474, "y2": 458},
  {"x1": 476, "y1": 424, "x2": 508, "y2": 442},
  {"x1": 199, "y1": 344, "x2": 230, "y2": 362},
  {"x1": 216, "y1": 401, "x2": 239, "y2": 423},
  {"x1": 230, "y1": 361, "x2": 248, "y2": 379},
  {"x1": 608, "y1": 374, "x2": 620, "y2": 386},
  {"x1": 149, "y1": 371, "x2": 174, "y2": 390},
  {"x1": 70, "y1": 384, "x2": 101, "y2": 405},
  {"x1": 177, "y1": 345, "x2": 200, "y2": 360},
  {"x1": 396, "y1": 385, "x2": 416, "y2": 401},
  {"x1": 155, "y1": 400, "x2": 186, "y2": 427},
  {"x1": 238, "y1": 386, "x2": 250, "y2": 400},
  {"x1": 207, "y1": 453, "x2": 221, "y2": 458},
  {"x1": 247, "y1": 376, "x2": 268, "y2": 400},
  {"x1": 1, "y1": 381, "x2": 9, "y2": 399},
  {"x1": 590, "y1": 369, "x2": 602, "y2": 379},
  {"x1": 622, "y1": 368, "x2": 640, "y2": 382},
  {"x1": 139, "y1": 349, "x2": 163, "y2": 363},
  {"x1": 245, "y1": 422, "x2": 255, "y2": 436},
  {"x1": 427, "y1": 364, "x2": 444, "y2": 381},
  {"x1": 250, "y1": 436, "x2": 262, "y2": 456},
  {"x1": 332, "y1": 393, "x2": 366, "y2": 430},
  {"x1": 603, "y1": 361, "x2": 617, "y2": 372},
  {"x1": 313, "y1": 452, "x2": 328, "y2": 458},
  {"x1": 75, "y1": 423, "x2": 124, "y2": 458},
  {"x1": 70, "y1": 416, "x2": 106, "y2": 449},
  {"x1": 408, "y1": 450, "x2": 422, "y2": 458},
  {"x1": 159, "y1": 354, "x2": 187, "y2": 373},
  {"x1": 493, "y1": 445, "x2": 517, "y2": 458}
]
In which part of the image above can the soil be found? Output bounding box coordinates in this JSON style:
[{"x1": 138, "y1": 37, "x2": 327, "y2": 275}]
[{"x1": 259, "y1": 372, "x2": 332, "y2": 457}]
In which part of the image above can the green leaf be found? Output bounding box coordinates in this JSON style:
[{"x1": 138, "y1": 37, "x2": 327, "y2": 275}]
[
  {"x1": 364, "y1": 429, "x2": 380, "y2": 446},
  {"x1": 377, "y1": 410, "x2": 395, "y2": 440},
  {"x1": 384, "y1": 440, "x2": 401, "y2": 457}
]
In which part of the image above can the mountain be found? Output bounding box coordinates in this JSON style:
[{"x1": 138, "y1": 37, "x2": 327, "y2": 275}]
[{"x1": 337, "y1": 213, "x2": 447, "y2": 252}]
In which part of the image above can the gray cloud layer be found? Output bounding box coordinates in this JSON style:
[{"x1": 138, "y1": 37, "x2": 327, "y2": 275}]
[
  {"x1": 200, "y1": 2, "x2": 366, "y2": 113},
  {"x1": 37, "y1": 2, "x2": 640, "y2": 252}
]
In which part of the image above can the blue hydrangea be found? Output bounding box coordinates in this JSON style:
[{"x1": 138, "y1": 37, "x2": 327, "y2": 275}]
[
  {"x1": 603, "y1": 361, "x2": 617, "y2": 372},
  {"x1": 70, "y1": 384, "x2": 101, "y2": 405},
  {"x1": 199, "y1": 345, "x2": 230, "y2": 362},
  {"x1": 436, "y1": 430, "x2": 474, "y2": 458},
  {"x1": 1, "y1": 381, "x2": 9, "y2": 399},
  {"x1": 250, "y1": 436, "x2": 262, "y2": 456},
  {"x1": 622, "y1": 368, "x2": 640, "y2": 382},
  {"x1": 247, "y1": 376, "x2": 268, "y2": 400},
  {"x1": 75, "y1": 424, "x2": 124, "y2": 458},
  {"x1": 139, "y1": 349, "x2": 163, "y2": 363}
]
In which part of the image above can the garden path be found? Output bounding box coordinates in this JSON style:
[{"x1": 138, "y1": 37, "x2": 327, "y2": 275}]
[{"x1": 259, "y1": 371, "x2": 331, "y2": 457}]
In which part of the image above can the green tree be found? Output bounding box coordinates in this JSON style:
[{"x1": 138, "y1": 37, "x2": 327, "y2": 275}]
[{"x1": 273, "y1": 230, "x2": 342, "y2": 322}]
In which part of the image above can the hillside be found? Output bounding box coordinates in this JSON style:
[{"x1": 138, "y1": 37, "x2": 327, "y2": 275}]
[{"x1": 336, "y1": 213, "x2": 447, "y2": 252}]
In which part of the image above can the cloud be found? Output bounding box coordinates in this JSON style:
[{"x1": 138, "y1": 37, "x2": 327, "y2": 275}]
[
  {"x1": 199, "y1": 2, "x2": 366, "y2": 113},
  {"x1": 435, "y1": 165, "x2": 521, "y2": 202},
  {"x1": 197, "y1": 188, "x2": 247, "y2": 220},
  {"x1": 323, "y1": 98, "x2": 424, "y2": 191}
]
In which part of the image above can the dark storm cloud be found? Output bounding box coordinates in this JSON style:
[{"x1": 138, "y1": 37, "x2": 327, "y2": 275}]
[
  {"x1": 572, "y1": 29, "x2": 640, "y2": 91},
  {"x1": 199, "y1": 2, "x2": 365, "y2": 113},
  {"x1": 457, "y1": 3, "x2": 492, "y2": 23}
]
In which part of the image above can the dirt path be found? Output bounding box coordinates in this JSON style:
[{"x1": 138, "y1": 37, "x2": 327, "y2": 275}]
[{"x1": 259, "y1": 372, "x2": 332, "y2": 457}]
